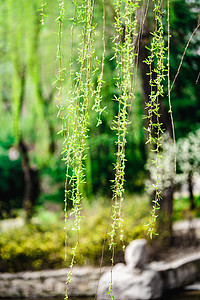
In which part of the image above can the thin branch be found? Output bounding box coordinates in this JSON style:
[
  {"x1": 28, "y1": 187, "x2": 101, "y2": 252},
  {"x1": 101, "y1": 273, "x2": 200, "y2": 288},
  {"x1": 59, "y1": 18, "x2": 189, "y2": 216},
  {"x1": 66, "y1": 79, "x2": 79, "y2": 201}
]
[
  {"x1": 167, "y1": 0, "x2": 176, "y2": 174},
  {"x1": 169, "y1": 15, "x2": 200, "y2": 94}
]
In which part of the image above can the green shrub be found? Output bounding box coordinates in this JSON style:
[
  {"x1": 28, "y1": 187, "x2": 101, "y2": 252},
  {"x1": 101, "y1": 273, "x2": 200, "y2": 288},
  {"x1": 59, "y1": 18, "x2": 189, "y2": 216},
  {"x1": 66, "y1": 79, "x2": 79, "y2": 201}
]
[
  {"x1": 0, "y1": 224, "x2": 65, "y2": 272},
  {"x1": 0, "y1": 196, "x2": 149, "y2": 272}
]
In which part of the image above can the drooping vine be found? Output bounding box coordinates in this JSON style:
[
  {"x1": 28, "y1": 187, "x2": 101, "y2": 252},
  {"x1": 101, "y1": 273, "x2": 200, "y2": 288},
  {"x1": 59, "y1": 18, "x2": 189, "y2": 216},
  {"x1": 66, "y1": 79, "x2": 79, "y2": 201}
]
[
  {"x1": 64, "y1": 0, "x2": 96, "y2": 295},
  {"x1": 144, "y1": 0, "x2": 167, "y2": 238},
  {"x1": 92, "y1": 0, "x2": 106, "y2": 126},
  {"x1": 107, "y1": 1, "x2": 141, "y2": 297},
  {"x1": 55, "y1": 0, "x2": 107, "y2": 298},
  {"x1": 39, "y1": 1, "x2": 47, "y2": 26},
  {"x1": 55, "y1": 0, "x2": 68, "y2": 259}
]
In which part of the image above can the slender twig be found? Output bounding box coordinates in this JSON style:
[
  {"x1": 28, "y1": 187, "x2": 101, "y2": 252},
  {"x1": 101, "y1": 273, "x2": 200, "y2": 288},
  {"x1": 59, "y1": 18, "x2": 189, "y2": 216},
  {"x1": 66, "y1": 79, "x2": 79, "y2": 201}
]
[
  {"x1": 169, "y1": 15, "x2": 200, "y2": 95},
  {"x1": 167, "y1": 0, "x2": 176, "y2": 174}
]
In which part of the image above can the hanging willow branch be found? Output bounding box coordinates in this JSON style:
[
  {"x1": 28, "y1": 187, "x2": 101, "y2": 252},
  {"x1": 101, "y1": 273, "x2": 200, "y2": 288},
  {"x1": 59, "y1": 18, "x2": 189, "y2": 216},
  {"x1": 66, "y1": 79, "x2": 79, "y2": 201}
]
[
  {"x1": 64, "y1": 0, "x2": 95, "y2": 295},
  {"x1": 143, "y1": 0, "x2": 167, "y2": 238},
  {"x1": 92, "y1": 0, "x2": 106, "y2": 126},
  {"x1": 39, "y1": 0, "x2": 47, "y2": 26},
  {"x1": 55, "y1": 0, "x2": 107, "y2": 298},
  {"x1": 107, "y1": 0, "x2": 141, "y2": 297}
]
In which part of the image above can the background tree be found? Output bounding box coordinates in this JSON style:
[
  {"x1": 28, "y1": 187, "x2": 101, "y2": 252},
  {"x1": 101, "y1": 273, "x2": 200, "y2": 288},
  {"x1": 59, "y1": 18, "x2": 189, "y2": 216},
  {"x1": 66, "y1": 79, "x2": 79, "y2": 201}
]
[{"x1": 0, "y1": 0, "x2": 67, "y2": 218}]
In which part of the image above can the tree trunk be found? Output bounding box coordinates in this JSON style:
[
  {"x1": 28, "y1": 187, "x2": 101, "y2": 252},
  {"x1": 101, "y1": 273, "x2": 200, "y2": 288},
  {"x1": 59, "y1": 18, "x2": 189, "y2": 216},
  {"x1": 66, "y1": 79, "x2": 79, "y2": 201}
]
[
  {"x1": 16, "y1": 67, "x2": 40, "y2": 221},
  {"x1": 158, "y1": 186, "x2": 174, "y2": 245},
  {"x1": 19, "y1": 139, "x2": 40, "y2": 221},
  {"x1": 188, "y1": 171, "x2": 195, "y2": 210}
]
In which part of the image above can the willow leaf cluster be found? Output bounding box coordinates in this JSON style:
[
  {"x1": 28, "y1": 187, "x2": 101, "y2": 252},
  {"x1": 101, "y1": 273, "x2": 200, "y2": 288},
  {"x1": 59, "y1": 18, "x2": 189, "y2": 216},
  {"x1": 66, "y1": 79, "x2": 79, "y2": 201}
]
[
  {"x1": 107, "y1": 0, "x2": 141, "y2": 297},
  {"x1": 38, "y1": 0, "x2": 47, "y2": 26},
  {"x1": 55, "y1": 0, "x2": 106, "y2": 298},
  {"x1": 144, "y1": 0, "x2": 167, "y2": 238}
]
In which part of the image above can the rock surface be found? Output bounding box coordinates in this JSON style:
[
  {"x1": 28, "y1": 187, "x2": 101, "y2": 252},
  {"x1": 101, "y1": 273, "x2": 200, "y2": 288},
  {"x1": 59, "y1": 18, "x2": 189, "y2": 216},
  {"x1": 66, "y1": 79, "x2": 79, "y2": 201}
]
[
  {"x1": 97, "y1": 240, "x2": 200, "y2": 300},
  {"x1": 0, "y1": 266, "x2": 109, "y2": 298},
  {"x1": 151, "y1": 252, "x2": 200, "y2": 290},
  {"x1": 125, "y1": 239, "x2": 148, "y2": 270},
  {"x1": 97, "y1": 239, "x2": 162, "y2": 300},
  {"x1": 97, "y1": 263, "x2": 163, "y2": 300}
]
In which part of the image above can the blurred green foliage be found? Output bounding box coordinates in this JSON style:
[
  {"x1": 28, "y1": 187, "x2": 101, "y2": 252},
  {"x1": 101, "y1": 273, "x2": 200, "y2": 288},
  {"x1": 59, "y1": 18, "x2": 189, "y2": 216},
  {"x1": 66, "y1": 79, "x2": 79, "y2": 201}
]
[
  {"x1": 0, "y1": 195, "x2": 200, "y2": 272},
  {"x1": 0, "y1": 223, "x2": 65, "y2": 272},
  {"x1": 0, "y1": 196, "x2": 148, "y2": 272},
  {"x1": 173, "y1": 195, "x2": 200, "y2": 221},
  {"x1": 1, "y1": 193, "x2": 199, "y2": 272}
]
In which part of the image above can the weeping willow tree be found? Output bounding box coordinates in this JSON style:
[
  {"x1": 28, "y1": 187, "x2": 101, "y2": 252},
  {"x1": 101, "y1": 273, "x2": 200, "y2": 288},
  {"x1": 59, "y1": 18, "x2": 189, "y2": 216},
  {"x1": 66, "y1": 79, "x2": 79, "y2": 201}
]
[
  {"x1": 53, "y1": 0, "x2": 176, "y2": 297},
  {"x1": 0, "y1": 0, "x2": 72, "y2": 218}
]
